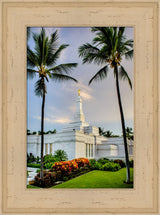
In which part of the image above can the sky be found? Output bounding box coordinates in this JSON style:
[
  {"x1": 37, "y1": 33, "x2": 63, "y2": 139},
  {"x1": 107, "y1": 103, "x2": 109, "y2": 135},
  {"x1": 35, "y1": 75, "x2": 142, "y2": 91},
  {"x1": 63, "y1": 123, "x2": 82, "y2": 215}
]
[{"x1": 27, "y1": 27, "x2": 134, "y2": 135}]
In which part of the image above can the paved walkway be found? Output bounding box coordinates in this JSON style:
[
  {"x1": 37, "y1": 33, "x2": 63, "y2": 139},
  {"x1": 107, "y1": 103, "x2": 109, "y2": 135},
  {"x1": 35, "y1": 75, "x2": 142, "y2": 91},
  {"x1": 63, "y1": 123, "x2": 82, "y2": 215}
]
[{"x1": 27, "y1": 167, "x2": 38, "y2": 185}]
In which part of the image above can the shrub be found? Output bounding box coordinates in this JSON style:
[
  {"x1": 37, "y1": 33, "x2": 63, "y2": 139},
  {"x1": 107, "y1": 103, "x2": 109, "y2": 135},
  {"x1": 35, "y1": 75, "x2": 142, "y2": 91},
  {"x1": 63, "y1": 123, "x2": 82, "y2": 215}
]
[
  {"x1": 53, "y1": 150, "x2": 68, "y2": 161},
  {"x1": 43, "y1": 154, "x2": 57, "y2": 164},
  {"x1": 89, "y1": 159, "x2": 96, "y2": 169},
  {"x1": 101, "y1": 162, "x2": 121, "y2": 171},
  {"x1": 35, "y1": 156, "x2": 41, "y2": 164},
  {"x1": 94, "y1": 162, "x2": 103, "y2": 170},
  {"x1": 129, "y1": 160, "x2": 134, "y2": 167},
  {"x1": 36, "y1": 169, "x2": 41, "y2": 173},
  {"x1": 34, "y1": 171, "x2": 57, "y2": 187},
  {"x1": 45, "y1": 162, "x2": 55, "y2": 170},
  {"x1": 72, "y1": 158, "x2": 90, "y2": 168},
  {"x1": 27, "y1": 153, "x2": 36, "y2": 163},
  {"x1": 97, "y1": 158, "x2": 110, "y2": 165},
  {"x1": 114, "y1": 159, "x2": 125, "y2": 168},
  {"x1": 52, "y1": 160, "x2": 79, "y2": 174},
  {"x1": 56, "y1": 171, "x2": 62, "y2": 181}
]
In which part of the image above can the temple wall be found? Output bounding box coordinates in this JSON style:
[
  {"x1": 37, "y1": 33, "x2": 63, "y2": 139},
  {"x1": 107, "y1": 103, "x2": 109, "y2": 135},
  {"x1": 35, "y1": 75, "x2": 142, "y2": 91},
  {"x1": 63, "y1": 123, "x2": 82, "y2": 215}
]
[
  {"x1": 96, "y1": 144, "x2": 118, "y2": 159},
  {"x1": 27, "y1": 131, "x2": 76, "y2": 160},
  {"x1": 27, "y1": 134, "x2": 133, "y2": 161},
  {"x1": 75, "y1": 131, "x2": 95, "y2": 159}
]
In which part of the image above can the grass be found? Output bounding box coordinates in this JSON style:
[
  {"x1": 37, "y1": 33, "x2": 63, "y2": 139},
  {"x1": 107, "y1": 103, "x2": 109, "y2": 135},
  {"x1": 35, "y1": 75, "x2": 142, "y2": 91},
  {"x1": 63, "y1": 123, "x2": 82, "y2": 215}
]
[
  {"x1": 27, "y1": 168, "x2": 133, "y2": 189},
  {"x1": 27, "y1": 185, "x2": 41, "y2": 189},
  {"x1": 52, "y1": 168, "x2": 133, "y2": 189}
]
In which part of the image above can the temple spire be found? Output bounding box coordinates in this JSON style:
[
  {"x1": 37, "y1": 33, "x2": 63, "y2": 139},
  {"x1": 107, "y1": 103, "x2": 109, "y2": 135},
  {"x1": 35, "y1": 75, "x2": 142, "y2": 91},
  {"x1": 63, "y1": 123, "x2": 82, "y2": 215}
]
[
  {"x1": 78, "y1": 89, "x2": 81, "y2": 96},
  {"x1": 74, "y1": 90, "x2": 85, "y2": 122}
]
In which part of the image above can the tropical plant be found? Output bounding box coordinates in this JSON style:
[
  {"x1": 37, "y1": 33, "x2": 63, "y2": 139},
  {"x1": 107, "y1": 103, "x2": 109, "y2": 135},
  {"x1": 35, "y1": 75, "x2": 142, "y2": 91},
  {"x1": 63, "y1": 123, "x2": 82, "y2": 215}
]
[
  {"x1": 104, "y1": 130, "x2": 113, "y2": 137},
  {"x1": 126, "y1": 127, "x2": 134, "y2": 140},
  {"x1": 53, "y1": 149, "x2": 68, "y2": 161},
  {"x1": 114, "y1": 159, "x2": 126, "y2": 168},
  {"x1": 101, "y1": 162, "x2": 121, "y2": 171},
  {"x1": 98, "y1": 158, "x2": 110, "y2": 165},
  {"x1": 98, "y1": 127, "x2": 105, "y2": 136},
  {"x1": 79, "y1": 27, "x2": 133, "y2": 183},
  {"x1": 72, "y1": 158, "x2": 90, "y2": 168},
  {"x1": 35, "y1": 156, "x2": 41, "y2": 164},
  {"x1": 27, "y1": 153, "x2": 36, "y2": 163},
  {"x1": 89, "y1": 159, "x2": 96, "y2": 169},
  {"x1": 27, "y1": 129, "x2": 31, "y2": 135},
  {"x1": 52, "y1": 129, "x2": 57, "y2": 134},
  {"x1": 27, "y1": 28, "x2": 78, "y2": 180},
  {"x1": 46, "y1": 129, "x2": 57, "y2": 134},
  {"x1": 27, "y1": 27, "x2": 31, "y2": 41},
  {"x1": 43, "y1": 154, "x2": 57, "y2": 164}
]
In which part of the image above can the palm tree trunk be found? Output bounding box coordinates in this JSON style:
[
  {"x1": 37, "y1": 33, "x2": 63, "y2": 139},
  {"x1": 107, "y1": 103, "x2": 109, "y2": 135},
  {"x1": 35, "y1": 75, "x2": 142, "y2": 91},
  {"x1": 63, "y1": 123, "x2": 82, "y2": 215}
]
[
  {"x1": 115, "y1": 65, "x2": 130, "y2": 183},
  {"x1": 40, "y1": 79, "x2": 45, "y2": 181}
]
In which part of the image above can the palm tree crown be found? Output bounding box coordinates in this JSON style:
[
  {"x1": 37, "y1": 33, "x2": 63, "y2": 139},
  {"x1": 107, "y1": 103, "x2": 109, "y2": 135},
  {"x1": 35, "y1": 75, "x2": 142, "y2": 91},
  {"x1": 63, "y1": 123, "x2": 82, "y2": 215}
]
[
  {"x1": 79, "y1": 27, "x2": 133, "y2": 86},
  {"x1": 27, "y1": 28, "x2": 78, "y2": 95}
]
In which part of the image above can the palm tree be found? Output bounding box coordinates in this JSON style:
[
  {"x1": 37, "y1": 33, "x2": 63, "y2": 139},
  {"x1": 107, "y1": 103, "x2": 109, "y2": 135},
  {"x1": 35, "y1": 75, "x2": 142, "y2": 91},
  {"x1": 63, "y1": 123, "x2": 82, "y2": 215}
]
[
  {"x1": 27, "y1": 28, "x2": 78, "y2": 180},
  {"x1": 27, "y1": 27, "x2": 31, "y2": 41},
  {"x1": 53, "y1": 149, "x2": 68, "y2": 161},
  {"x1": 79, "y1": 27, "x2": 133, "y2": 183},
  {"x1": 104, "y1": 130, "x2": 113, "y2": 137},
  {"x1": 99, "y1": 127, "x2": 113, "y2": 137},
  {"x1": 98, "y1": 127, "x2": 105, "y2": 136},
  {"x1": 126, "y1": 127, "x2": 134, "y2": 140}
]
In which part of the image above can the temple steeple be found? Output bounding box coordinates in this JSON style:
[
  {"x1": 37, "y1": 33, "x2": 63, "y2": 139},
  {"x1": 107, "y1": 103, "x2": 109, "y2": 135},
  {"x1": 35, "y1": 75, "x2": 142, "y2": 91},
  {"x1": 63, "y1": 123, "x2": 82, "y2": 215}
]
[{"x1": 74, "y1": 89, "x2": 85, "y2": 122}]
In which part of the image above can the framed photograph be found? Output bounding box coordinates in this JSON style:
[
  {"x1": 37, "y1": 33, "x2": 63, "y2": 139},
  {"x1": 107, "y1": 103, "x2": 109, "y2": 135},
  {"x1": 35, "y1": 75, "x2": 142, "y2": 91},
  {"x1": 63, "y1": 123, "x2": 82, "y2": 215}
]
[
  {"x1": 26, "y1": 26, "x2": 134, "y2": 189},
  {"x1": 0, "y1": 0, "x2": 159, "y2": 214}
]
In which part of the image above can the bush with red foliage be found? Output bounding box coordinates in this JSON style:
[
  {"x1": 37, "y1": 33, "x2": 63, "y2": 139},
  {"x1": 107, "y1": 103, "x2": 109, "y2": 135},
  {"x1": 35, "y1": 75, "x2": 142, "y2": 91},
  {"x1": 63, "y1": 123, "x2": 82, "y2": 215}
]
[
  {"x1": 72, "y1": 158, "x2": 90, "y2": 168},
  {"x1": 52, "y1": 160, "x2": 78, "y2": 173}
]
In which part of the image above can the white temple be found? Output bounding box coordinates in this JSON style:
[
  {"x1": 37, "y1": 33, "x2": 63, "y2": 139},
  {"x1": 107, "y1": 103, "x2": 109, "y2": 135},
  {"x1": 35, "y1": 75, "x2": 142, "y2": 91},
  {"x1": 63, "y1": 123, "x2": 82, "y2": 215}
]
[{"x1": 27, "y1": 90, "x2": 134, "y2": 161}]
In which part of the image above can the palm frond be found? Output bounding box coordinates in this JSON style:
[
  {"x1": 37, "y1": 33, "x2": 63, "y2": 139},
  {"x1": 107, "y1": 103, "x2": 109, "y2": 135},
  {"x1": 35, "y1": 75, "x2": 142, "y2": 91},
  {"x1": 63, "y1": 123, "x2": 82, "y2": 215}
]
[
  {"x1": 50, "y1": 30, "x2": 59, "y2": 45},
  {"x1": 27, "y1": 27, "x2": 31, "y2": 41},
  {"x1": 118, "y1": 27, "x2": 125, "y2": 37},
  {"x1": 27, "y1": 69, "x2": 37, "y2": 79},
  {"x1": 46, "y1": 44, "x2": 69, "y2": 67},
  {"x1": 50, "y1": 73, "x2": 78, "y2": 83},
  {"x1": 48, "y1": 63, "x2": 77, "y2": 74},
  {"x1": 79, "y1": 43, "x2": 106, "y2": 65},
  {"x1": 33, "y1": 28, "x2": 49, "y2": 66},
  {"x1": 124, "y1": 39, "x2": 134, "y2": 48},
  {"x1": 89, "y1": 65, "x2": 109, "y2": 85},
  {"x1": 119, "y1": 65, "x2": 132, "y2": 89},
  {"x1": 79, "y1": 43, "x2": 99, "y2": 57},
  {"x1": 27, "y1": 47, "x2": 39, "y2": 68},
  {"x1": 124, "y1": 49, "x2": 133, "y2": 60},
  {"x1": 34, "y1": 78, "x2": 47, "y2": 97}
]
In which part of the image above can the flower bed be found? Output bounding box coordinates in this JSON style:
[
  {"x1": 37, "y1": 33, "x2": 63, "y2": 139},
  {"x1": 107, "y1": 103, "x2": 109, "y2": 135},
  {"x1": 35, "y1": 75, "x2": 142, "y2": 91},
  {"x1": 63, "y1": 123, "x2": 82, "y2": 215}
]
[
  {"x1": 52, "y1": 160, "x2": 79, "y2": 173},
  {"x1": 33, "y1": 158, "x2": 90, "y2": 188},
  {"x1": 32, "y1": 157, "x2": 128, "y2": 188},
  {"x1": 72, "y1": 158, "x2": 90, "y2": 168}
]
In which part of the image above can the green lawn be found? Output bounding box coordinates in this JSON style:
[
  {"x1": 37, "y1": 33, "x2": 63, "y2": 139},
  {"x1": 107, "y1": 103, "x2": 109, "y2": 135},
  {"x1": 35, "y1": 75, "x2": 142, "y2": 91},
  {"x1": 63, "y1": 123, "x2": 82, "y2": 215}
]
[
  {"x1": 52, "y1": 168, "x2": 133, "y2": 189},
  {"x1": 27, "y1": 185, "x2": 41, "y2": 189},
  {"x1": 27, "y1": 168, "x2": 133, "y2": 189}
]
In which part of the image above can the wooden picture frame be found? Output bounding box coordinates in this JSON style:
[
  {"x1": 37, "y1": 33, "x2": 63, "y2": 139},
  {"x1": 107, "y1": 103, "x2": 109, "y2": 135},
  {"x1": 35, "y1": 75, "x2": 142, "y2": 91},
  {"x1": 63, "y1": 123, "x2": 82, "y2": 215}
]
[{"x1": 0, "y1": 0, "x2": 159, "y2": 214}]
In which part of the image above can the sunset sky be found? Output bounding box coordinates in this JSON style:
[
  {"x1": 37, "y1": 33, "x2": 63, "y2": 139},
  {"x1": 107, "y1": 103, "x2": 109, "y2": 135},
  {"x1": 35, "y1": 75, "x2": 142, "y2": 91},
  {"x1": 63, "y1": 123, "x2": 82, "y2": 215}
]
[{"x1": 27, "y1": 27, "x2": 134, "y2": 135}]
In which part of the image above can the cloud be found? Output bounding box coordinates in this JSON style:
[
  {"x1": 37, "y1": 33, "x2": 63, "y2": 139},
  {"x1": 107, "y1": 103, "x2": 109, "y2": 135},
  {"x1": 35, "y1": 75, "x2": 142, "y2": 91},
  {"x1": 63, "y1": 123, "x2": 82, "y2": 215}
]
[
  {"x1": 34, "y1": 115, "x2": 71, "y2": 124},
  {"x1": 64, "y1": 81, "x2": 94, "y2": 101},
  {"x1": 80, "y1": 91, "x2": 93, "y2": 100},
  {"x1": 54, "y1": 118, "x2": 71, "y2": 124}
]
